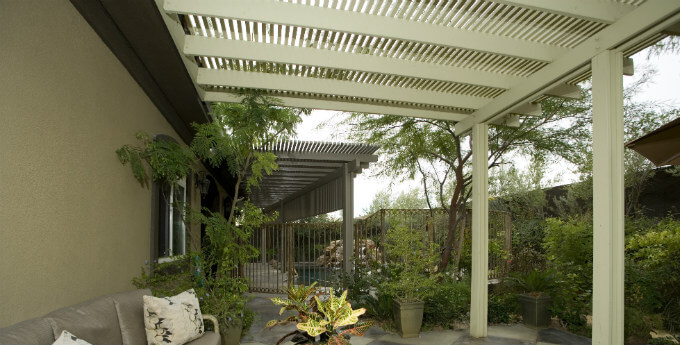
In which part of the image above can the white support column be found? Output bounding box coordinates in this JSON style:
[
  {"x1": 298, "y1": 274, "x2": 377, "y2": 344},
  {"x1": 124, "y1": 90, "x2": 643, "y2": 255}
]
[
  {"x1": 470, "y1": 123, "x2": 489, "y2": 338},
  {"x1": 591, "y1": 50, "x2": 625, "y2": 345},
  {"x1": 342, "y1": 163, "x2": 354, "y2": 274}
]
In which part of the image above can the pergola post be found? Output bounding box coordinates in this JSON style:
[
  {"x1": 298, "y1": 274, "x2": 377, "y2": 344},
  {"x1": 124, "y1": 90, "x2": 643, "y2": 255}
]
[
  {"x1": 470, "y1": 123, "x2": 489, "y2": 338},
  {"x1": 591, "y1": 50, "x2": 625, "y2": 345},
  {"x1": 342, "y1": 162, "x2": 354, "y2": 274}
]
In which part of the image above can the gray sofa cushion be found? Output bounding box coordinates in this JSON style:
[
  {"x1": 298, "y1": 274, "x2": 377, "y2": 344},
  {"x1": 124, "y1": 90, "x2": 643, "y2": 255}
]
[
  {"x1": 111, "y1": 289, "x2": 151, "y2": 345},
  {"x1": 186, "y1": 331, "x2": 220, "y2": 345},
  {"x1": 0, "y1": 317, "x2": 54, "y2": 345},
  {"x1": 45, "y1": 295, "x2": 123, "y2": 345}
]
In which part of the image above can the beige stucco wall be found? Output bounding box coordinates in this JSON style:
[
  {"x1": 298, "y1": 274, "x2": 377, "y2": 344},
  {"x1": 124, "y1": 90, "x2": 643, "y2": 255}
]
[{"x1": 0, "y1": 0, "x2": 188, "y2": 327}]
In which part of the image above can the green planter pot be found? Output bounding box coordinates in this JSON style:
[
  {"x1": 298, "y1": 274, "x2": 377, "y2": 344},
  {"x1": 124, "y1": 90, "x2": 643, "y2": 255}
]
[
  {"x1": 518, "y1": 294, "x2": 552, "y2": 328},
  {"x1": 220, "y1": 319, "x2": 242, "y2": 345},
  {"x1": 393, "y1": 299, "x2": 424, "y2": 338}
]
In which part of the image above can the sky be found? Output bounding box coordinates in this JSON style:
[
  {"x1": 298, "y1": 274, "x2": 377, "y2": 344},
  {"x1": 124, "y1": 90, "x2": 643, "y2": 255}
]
[{"x1": 293, "y1": 43, "x2": 680, "y2": 216}]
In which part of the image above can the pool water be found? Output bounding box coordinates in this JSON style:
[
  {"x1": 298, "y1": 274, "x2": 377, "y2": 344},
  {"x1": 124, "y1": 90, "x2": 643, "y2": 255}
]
[{"x1": 296, "y1": 266, "x2": 337, "y2": 286}]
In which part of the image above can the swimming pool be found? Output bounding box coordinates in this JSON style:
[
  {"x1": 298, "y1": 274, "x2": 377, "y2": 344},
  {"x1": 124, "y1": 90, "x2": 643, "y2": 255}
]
[{"x1": 295, "y1": 265, "x2": 338, "y2": 286}]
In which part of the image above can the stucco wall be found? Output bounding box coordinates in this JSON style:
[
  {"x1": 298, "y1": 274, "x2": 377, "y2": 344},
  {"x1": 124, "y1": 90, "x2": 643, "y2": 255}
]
[{"x1": 0, "y1": 0, "x2": 186, "y2": 326}]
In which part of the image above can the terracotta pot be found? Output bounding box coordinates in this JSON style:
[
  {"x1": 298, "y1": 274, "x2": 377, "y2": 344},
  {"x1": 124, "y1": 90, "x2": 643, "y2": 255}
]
[{"x1": 393, "y1": 299, "x2": 424, "y2": 338}]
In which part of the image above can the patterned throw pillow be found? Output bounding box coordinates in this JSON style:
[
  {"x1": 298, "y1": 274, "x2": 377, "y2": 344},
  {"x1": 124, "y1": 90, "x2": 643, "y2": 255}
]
[
  {"x1": 52, "y1": 330, "x2": 92, "y2": 345},
  {"x1": 143, "y1": 289, "x2": 204, "y2": 345}
]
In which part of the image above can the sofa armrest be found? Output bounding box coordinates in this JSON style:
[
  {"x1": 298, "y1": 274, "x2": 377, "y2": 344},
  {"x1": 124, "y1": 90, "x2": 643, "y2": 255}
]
[{"x1": 202, "y1": 314, "x2": 220, "y2": 335}]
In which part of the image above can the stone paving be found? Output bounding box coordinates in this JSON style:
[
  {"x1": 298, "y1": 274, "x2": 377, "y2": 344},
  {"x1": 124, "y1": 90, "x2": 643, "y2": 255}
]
[{"x1": 241, "y1": 293, "x2": 591, "y2": 345}]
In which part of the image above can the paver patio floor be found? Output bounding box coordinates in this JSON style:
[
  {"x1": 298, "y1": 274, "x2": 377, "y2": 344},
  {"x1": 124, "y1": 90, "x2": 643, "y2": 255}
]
[{"x1": 241, "y1": 293, "x2": 591, "y2": 345}]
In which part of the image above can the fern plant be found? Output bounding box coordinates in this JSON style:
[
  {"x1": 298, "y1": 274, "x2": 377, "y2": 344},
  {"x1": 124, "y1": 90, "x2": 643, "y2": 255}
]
[
  {"x1": 505, "y1": 268, "x2": 557, "y2": 296},
  {"x1": 266, "y1": 283, "x2": 373, "y2": 345}
]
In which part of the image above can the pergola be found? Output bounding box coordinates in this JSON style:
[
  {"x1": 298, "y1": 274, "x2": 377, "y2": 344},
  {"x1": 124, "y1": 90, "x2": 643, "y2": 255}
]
[
  {"x1": 250, "y1": 140, "x2": 379, "y2": 274},
  {"x1": 149, "y1": 0, "x2": 680, "y2": 343}
]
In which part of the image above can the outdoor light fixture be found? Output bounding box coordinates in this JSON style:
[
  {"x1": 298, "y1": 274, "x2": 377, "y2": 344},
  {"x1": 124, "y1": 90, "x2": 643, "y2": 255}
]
[{"x1": 194, "y1": 171, "x2": 211, "y2": 198}]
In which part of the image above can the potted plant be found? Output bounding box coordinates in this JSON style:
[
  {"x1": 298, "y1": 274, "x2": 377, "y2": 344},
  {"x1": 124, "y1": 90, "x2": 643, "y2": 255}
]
[
  {"x1": 120, "y1": 92, "x2": 307, "y2": 344},
  {"x1": 132, "y1": 250, "x2": 255, "y2": 345},
  {"x1": 504, "y1": 268, "x2": 557, "y2": 327},
  {"x1": 380, "y1": 225, "x2": 440, "y2": 338},
  {"x1": 266, "y1": 282, "x2": 373, "y2": 345}
]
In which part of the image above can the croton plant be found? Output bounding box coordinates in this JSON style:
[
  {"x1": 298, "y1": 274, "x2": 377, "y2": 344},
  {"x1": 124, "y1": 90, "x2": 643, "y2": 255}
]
[{"x1": 265, "y1": 283, "x2": 373, "y2": 345}]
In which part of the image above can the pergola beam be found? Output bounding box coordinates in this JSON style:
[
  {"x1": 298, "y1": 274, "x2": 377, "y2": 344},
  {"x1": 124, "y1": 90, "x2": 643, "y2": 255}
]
[
  {"x1": 486, "y1": 0, "x2": 635, "y2": 24},
  {"x1": 455, "y1": 0, "x2": 680, "y2": 135},
  {"x1": 202, "y1": 91, "x2": 471, "y2": 122},
  {"x1": 197, "y1": 68, "x2": 489, "y2": 110},
  {"x1": 164, "y1": 0, "x2": 568, "y2": 62},
  {"x1": 183, "y1": 36, "x2": 521, "y2": 90}
]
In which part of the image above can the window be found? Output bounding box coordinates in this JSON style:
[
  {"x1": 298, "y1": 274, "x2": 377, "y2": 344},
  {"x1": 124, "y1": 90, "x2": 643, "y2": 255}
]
[
  {"x1": 158, "y1": 179, "x2": 187, "y2": 261},
  {"x1": 153, "y1": 135, "x2": 188, "y2": 262}
]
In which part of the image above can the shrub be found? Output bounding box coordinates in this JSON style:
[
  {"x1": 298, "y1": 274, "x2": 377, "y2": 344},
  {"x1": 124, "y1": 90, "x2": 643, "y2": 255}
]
[
  {"x1": 504, "y1": 268, "x2": 557, "y2": 296},
  {"x1": 423, "y1": 277, "x2": 471, "y2": 328},
  {"x1": 509, "y1": 246, "x2": 547, "y2": 275},
  {"x1": 625, "y1": 307, "x2": 651, "y2": 345},
  {"x1": 543, "y1": 217, "x2": 593, "y2": 335},
  {"x1": 380, "y1": 225, "x2": 440, "y2": 302},
  {"x1": 626, "y1": 218, "x2": 680, "y2": 332},
  {"x1": 488, "y1": 293, "x2": 518, "y2": 324},
  {"x1": 364, "y1": 293, "x2": 394, "y2": 322}
]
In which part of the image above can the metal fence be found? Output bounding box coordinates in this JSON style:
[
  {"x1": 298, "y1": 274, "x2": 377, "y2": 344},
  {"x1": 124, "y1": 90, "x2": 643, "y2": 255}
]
[{"x1": 245, "y1": 208, "x2": 511, "y2": 292}]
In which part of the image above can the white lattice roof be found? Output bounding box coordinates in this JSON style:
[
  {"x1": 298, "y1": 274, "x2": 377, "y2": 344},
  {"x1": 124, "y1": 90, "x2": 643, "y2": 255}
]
[
  {"x1": 156, "y1": 0, "x2": 680, "y2": 133},
  {"x1": 248, "y1": 140, "x2": 379, "y2": 211}
]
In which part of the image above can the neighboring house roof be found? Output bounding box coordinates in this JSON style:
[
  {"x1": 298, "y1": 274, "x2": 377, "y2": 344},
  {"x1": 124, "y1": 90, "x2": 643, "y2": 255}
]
[{"x1": 627, "y1": 117, "x2": 680, "y2": 166}]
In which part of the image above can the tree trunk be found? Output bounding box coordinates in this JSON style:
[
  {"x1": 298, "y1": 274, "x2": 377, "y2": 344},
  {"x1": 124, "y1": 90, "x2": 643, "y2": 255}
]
[{"x1": 438, "y1": 173, "x2": 465, "y2": 273}]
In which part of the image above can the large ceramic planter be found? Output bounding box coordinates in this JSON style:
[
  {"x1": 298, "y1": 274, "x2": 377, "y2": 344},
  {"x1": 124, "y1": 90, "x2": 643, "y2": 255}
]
[
  {"x1": 518, "y1": 294, "x2": 552, "y2": 328},
  {"x1": 393, "y1": 299, "x2": 424, "y2": 338},
  {"x1": 220, "y1": 319, "x2": 242, "y2": 345}
]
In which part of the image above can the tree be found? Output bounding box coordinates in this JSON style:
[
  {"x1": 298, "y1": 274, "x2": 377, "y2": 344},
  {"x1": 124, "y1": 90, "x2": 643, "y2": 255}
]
[
  {"x1": 342, "y1": 93, "x2": 591, "y2": 273},
  {"x1": 362, "y1": 187, "x2": 428, "y2": 216},
  {"x1": 191, "y1": 92, "x2": 308, "y2": 225},
  {"x1": 119, "y1": 90, "x2": 309, "y2": 276},
  {"x1": 341, "y1": 72, "x2": 677, "y2": 273}
]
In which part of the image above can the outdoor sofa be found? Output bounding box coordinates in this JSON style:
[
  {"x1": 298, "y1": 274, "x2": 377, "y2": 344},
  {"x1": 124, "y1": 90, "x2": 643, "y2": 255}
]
[{"x1": 0, "y1": 289, "x2": 220, "y2": 345}]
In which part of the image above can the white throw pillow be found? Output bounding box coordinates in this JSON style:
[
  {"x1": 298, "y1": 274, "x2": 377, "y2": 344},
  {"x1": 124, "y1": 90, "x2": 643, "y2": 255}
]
[
  {"x1": 143, "y1": 289, "x2": 205, "y2": 345},
  {"x1": 52, "y1": 330, "x2": 92, "y2": 345}
]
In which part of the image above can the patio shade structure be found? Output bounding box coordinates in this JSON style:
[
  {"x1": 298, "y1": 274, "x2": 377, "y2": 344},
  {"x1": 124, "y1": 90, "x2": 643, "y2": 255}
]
[
  {"x1": 248, "y1": 140, "x2": 379, "y2": 273},
  {"x1": 145, "y1": 0, "x2": 680, "y2": 343},
  {"x1": 626, "y1": 116, "x2": 680, "y2": 166}
]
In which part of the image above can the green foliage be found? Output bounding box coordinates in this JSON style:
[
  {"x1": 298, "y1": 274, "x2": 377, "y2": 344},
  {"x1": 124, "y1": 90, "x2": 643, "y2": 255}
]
[
  {"x1": 625, "y1": 307, "x2": 652, "y2": 344},
  {"x1": 132, "y1": 256, "x2": 194, "y2": 297},
  {"x1": 543, "y1": 217, "x2": 593, "y2": 335},
  {"x1": 189, "y1": 208, "x2": 263, "y2": 275},
  {"x1": 189, "y1": 91, "x2": 308, "y2": 224},
  {"x1": 363, "y1": 293, "x2": 394, "y2": 322},
  {"x1": 120, "y1": 91, "x2": 308, "y2": 333},
  {"x1": 116, "y1": 131, "x2": 195, "y2": 187},
  {"x1": 380, "y1": 225, "x2": 441, "y2": 302},
  {"x1": 488, "y1": 293, "x2": 518, "y2": 324},
  {"x1": 509, "y1": 246, "x2": 547, "y2": 275},
  {"x1": 362, "y1": 188, "x2": 428, "y2": 216},
  {"x1": 504, "y1": 269, "x2": 557, "y2": 295},
  {"x1": 191, "y1": 92, "x2": 305, "y2": 176},
  {"x1": 132, "y1": 253, "x2": 254, "y2": 333},
  {"x1": 342, "y1": 92, "x2": 593, "y2": 272},
  {"x1": 423, "y1": 277, "x2": 470, "y2": 328},
  {"x1": 332, "y1": 260, "x2": 376, "y2": 307},
  {"x1": 626, "y1": 218, "x2": 680, "y2": 332},
  {"x1": 267, "y1": 284, "x2": 373, "y2": 345}
]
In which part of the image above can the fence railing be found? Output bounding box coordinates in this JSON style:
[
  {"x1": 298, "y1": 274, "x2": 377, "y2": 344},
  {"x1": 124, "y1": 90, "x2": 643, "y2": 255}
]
[{"x1": 245, "y1": 208, "x2": 511, "y2": 293}]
